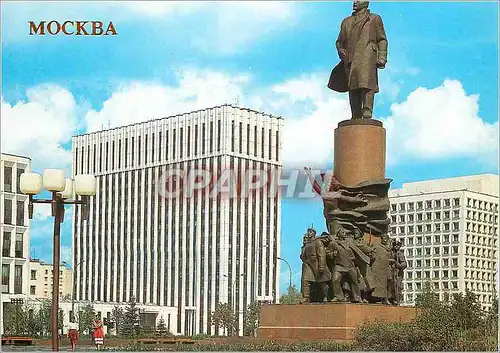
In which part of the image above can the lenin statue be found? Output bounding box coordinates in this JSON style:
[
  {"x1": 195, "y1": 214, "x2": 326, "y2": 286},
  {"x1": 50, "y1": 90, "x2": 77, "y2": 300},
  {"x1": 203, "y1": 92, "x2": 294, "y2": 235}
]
[{"x1": 328, "y1": 0, "x2": 388, "y2": 119}]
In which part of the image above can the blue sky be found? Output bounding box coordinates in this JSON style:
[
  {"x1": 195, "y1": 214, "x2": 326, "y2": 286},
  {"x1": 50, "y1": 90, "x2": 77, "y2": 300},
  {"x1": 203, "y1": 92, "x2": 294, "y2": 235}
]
[{"x1": 1, "y1": 1, "x2": 498, "y2": 294}]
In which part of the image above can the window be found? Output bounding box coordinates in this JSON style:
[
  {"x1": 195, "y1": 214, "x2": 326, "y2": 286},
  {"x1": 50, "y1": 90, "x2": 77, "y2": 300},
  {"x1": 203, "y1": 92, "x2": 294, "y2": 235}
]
[
  {"x1": 2, "y1": 232, "x2": 11, "y2": 257},
  {"x1": 14, "y1": 265, "x2": 22, "y2": 294},
  {"x1": 416, "y1": 260, "x2": 422, "y2": 267},
  {"x1": 4, "y1": 199, "x2": 12, "y2": 224},
  {"x1": 400, "y1": 203, "x2": 405, "y2": 211},
  {"x1": 452, "y1": 281, "x2": 458, "y2": 289},
  {"x1": 425, "y1": 259, "x2": 431, "y2": 267},
  {"x1": 434, "y1": 247, "x2": 440, "y2": 255},
  {"x1": 452, "y1": 258, "x2": 458, "y2": 266},
  {"x1": 391, "y1": 204, "x2": 397, "y2": 212},
  {"x1": 434, "y1": 235, "x2": 440, "y2": 243},
  {"x1": 407, "y1": 249, "x2": 413, "y2": 257},
  {"x1": 417, "y1": 201, "x2": 423, "y2": 209},
  {"x1": 31, "y1": 270, "x2": 36, "y2": 280},
  {"x1": 434, "y1": 259, "x2": 439, "y2": 267},
  {"x1": 408, "y1": 202, "x2": 414, "y2": 210},
  {"x1": 443, "y1": 259, "x2": 449, "y2": 266},
  {"x1": 443, "y1": 270, "x2": 449, "y2": 277},
  {"x1": 408, "y1": 238, "x2": 414, "y2": 245},
  {"x1": 444, "y1": 199, "x2": 450, "y2": 207},
  {"x1": 399, "y1": 215, "x2": 405, "y2": 222},
  {"x1": 16, "y1": 200, "x2": 25, "y2": 226},
  {"x1": 453, "y1": 198, "x2": 460, "y2": 206},
  {"x1": 2, "y1": 265, "x2": 9, "y2": 290},
  {"x1": 434, "y1": 282, "x2": 439, "y2": 290},
  {"x1": 30, "y1": 285, "x2": 36, "y2": 295},
  {"x1": 4, "y1": 166, "x2": 13, "y2": 192},
  {"x1": 426, "y1": 201, "x2": 432, "y2": 208},
  {"x1": 16, "y1": 168, "x2": 25, "y2": 193},
  {"x1": 15, "y1": 232, "x2": 23, "y2": 258},
  {"x1": 426, "y1": 212, "x2": 432, "y2": 221}
]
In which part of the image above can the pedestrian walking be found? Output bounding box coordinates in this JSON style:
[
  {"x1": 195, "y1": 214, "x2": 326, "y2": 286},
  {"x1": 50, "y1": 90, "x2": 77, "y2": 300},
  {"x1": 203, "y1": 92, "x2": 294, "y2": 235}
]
[
  {"x1": 93, "y1": 319, "x2": 104, "y2": 350},
  {"x1": 67, "y1": 321, "x2": 79, "y2": 351}
]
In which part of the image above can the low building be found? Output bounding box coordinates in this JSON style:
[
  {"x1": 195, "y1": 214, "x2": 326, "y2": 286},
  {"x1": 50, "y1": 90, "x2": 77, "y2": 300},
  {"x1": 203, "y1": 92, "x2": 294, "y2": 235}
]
[
  {"x1": 389, "y1": 174, "x2": 499, "y2": 311},
  {"x1": 29, "y1": 260, "x2": 73, "y2": 300}
]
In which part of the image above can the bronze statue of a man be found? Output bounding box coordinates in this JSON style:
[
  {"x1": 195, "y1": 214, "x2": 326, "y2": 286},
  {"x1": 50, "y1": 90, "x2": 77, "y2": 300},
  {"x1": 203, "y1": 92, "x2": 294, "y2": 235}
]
[{"x1": 328, "y1": 0, "x2": 388, "y2": 119}]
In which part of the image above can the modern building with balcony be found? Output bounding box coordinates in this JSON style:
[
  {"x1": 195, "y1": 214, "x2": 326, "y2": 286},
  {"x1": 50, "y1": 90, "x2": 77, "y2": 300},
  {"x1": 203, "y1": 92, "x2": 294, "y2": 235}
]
[
  {"x1": 0, "y1": 153, "x2": 32, "y2": 333},
  {"x1": 389, "y1": 174, "x2": 499, "y2": 311}
]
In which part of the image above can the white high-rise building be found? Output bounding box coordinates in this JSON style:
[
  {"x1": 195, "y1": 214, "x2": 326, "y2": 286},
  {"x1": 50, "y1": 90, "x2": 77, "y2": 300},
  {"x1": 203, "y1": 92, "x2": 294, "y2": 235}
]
[
  {"x1": 72, "y1": 105, "x2": 283, "y2": 335},
  {"x1": 389, "y1": 174, "x2": 499, "y2": 310},
  {"x1": 1, "y1": 153, "x2": 32, "y2": 334}
]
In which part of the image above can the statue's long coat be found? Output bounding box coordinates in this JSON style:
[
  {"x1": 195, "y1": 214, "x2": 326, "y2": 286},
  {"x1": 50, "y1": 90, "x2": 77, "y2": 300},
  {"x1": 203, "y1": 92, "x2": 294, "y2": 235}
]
[
  {"x1": 368, "y1": 241, "x2": 391, "y2": 298},
  {"x1": 329, "y1": 9, "x2": 388, "y2": 93}
]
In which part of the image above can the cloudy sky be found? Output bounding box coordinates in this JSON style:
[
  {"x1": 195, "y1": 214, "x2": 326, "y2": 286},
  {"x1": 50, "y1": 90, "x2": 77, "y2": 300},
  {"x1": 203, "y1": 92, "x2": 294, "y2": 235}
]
[{"x1": 2, "y1": 1, "x2": 498, "y2": 293}]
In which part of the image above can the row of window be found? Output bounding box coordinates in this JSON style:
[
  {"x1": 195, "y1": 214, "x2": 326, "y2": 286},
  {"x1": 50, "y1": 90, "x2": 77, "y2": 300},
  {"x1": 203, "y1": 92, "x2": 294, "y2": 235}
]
[
  {"x1": 2, "y1": 166, "x2": 25, "y2": 194},
  {"x1": 1, "y1": 264, "x2": 23, "y2": 294},
  {"x1": 405, "y1": 246, "x2": 459, "y2": 257},
  {"x1": 2, "y1": 198, "x2": 26, "y2": 227},
  {"x1": 392, "y1": 222, "x2": 460, "y2": 235},
  {"x1": 407, "y1": 257, "x2": 459, "y2": 270},
  {"x1": 407, "y1": 270, "x2": 459, "y2": 280},
  {"x1": 404, "y1": 281, "x2": 459, "y2": 293},
  {"x1": 466, "y1": 198, "x2": 498, "y2": 212},
  {"x1": 466, "y1": 210, "x2": 498, "y2": 223},
  {"x1": 76, "y1": 122, "x2": 280, "y2": 175},
  {"x1": 390, "y1": 210, "x2": 460, "y2": 223},
  {"x1": 2, "y1": 230, "x2": 25, "y2": 258},
  {"x1": 402, "y1": 234, "x2": 460, "y2": 245},
  {"x1": 391, "y1": 198, "x2": 461, "y2": 212}
]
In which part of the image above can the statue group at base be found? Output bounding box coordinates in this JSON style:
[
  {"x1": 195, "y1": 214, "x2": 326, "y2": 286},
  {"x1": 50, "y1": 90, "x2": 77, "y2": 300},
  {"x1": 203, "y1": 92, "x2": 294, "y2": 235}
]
[{"x1": 300, "y1": 227, "x2": 406, "y2": 305}]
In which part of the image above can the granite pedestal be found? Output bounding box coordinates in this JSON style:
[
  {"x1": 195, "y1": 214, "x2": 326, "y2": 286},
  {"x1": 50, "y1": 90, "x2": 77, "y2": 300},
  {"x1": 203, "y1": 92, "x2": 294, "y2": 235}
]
[{"x1": 258, "y1": 303, "x2": 416, "y2": 341}]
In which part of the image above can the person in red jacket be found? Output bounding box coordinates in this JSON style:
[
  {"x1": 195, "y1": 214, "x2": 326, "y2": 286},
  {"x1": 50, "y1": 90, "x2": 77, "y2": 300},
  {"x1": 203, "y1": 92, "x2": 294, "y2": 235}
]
[{"x1": 93, "y1": 319, "x2": 104, "y2": 350}]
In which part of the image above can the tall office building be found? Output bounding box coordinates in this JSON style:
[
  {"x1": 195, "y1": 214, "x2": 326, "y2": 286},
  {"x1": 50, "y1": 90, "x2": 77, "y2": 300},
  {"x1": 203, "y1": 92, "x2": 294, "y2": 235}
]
[
  {"x1": 388, "y1": 174, "x2": 499, "y2": 310},
  {"x1": 1, "y1": 153, "x2": 31, "y2": 334},
  {"x1": 72, "y1": 105, "x2": 283, "y2": 335}
]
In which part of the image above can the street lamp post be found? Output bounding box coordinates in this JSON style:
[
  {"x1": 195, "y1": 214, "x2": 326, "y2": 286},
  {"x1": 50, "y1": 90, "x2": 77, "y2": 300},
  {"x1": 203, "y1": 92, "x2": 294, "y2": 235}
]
[
  {"x1": 20, "y1": 170, "x2": 96, "y2": 352},
  {"x1": 277, "y1": 257, "x2": 293, "y2": 292},
  {"x1": 71, "y1": 260, "x2": 85, "y2": 322}
]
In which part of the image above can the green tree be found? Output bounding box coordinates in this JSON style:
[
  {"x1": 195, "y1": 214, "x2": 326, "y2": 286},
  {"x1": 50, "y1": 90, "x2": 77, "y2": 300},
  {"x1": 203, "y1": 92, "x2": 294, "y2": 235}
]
[
  {"x1": 76, "y1": 304, "x2": 95, "y2": 335},
  {"x1": 156, "y1": 316, "x2": 172, "y2": 337},
  {"x1": 450, "y1": 290, "x2": 483, "y2": 331},
  {"x1": 243, "y1": 301, "x2": 261, "y2": 337},
  {"x1": 121, "y1": 297, "x2": 141, "y2": 338},
  {"x1": 37, "y1": 299, "x2": 52, "y2": 336},
  {"x1": 279, "y1": 285, "x2": 302, "y2": 304},
  {"x1": 3, "y1": 302, "x2": 28, "y2": 335},
  {"x1": 211, "y1": 302, "x2": 236, "y2": 336},
  {"x1": 111, "y1": 305, "x2": 124, "y2": 336}
]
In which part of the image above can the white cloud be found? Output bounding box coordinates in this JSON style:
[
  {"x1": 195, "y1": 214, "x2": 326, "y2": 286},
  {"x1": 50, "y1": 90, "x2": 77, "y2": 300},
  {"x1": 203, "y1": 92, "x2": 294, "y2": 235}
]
[
  {"x1": 33, "y1": 204, "x2": 53, "y2": 221},
  {"x1": 85, "y1": 69, "x2": 249, "y2": 133},
  {"x1": 1, "y1": 84, "x2": 79, "y2": 172},
  {"x1": 3, "y1": 73, "x2": 496, "y2": 178},
  {"x1": 383, "y1": 79, "x2": 498, "y2": 165}
]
